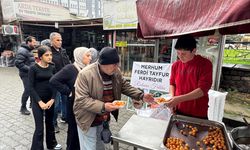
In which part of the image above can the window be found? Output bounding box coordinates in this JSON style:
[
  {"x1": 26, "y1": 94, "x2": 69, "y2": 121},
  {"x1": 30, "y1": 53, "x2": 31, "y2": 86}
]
[
  {"x1": 115, "y1": 31, "x2": 156, "y2": 77},
  {"x1": 158, "y1": 39, "x2": 172, "y2": 63}
]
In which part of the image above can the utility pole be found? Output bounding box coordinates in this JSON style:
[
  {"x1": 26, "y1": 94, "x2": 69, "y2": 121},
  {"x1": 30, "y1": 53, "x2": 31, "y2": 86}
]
[
  {"x1": 0, "y1": 2, "x2": 4, "y2": 46},
  {"x1": 0, "y1": 2, "x2": 3, "y2": 25}
]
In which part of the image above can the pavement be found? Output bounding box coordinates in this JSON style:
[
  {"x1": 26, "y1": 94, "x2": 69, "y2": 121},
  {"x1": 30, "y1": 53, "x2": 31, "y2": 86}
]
[{"x1": 0, "y1": 67, "x2": 136, "y2": 150}]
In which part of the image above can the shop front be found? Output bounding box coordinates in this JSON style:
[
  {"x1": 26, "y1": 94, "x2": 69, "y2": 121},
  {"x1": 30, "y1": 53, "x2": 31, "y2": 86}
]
[
  {"x1": 20, "y1": 19, "x2": 109, "y2": 61},
  {"x1": 0, "y1": 0, "x2": 109, "y2": 62},
  {"x1": 115, "y1": 30, "x2": 156, "y2": 77},
  {"x1": 103, "y1": 0, "x2": 173, "y2": 79},
  {"x1": 109, "y1": 29, "x2": 173, "y2": 78}
]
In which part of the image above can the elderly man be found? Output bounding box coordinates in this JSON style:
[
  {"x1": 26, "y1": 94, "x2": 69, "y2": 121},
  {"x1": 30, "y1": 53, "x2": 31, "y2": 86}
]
[
  {"x1": 15, "y1": 36, "x2": 37, "y2": 115},
  {"x1": 74, "y1": 47, "x2": 154, "y2": 150},
  {"x1": 50, "y1": 32, "x2": 70, "y2": 132}
]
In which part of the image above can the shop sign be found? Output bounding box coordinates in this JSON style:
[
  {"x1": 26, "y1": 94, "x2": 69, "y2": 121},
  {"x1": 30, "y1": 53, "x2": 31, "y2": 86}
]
[
  {"x1": 116, "y1": 41, "x2": 128, "y2": 47},
  {"x1": 15, "y1": 1, "x2": 72, "y2": 21},
  {"x1": 103, "y1": 0, "x2": 138, "y2": 30},
  {"x1": 1, "y1": 0, "x2": 16, "y2": 23},
  {"x1": 1, "y1": 0, "x2": 72, "y2": 22},
  {"x1": 130, "y1": 62, "x2": 171, "y2": 92}
]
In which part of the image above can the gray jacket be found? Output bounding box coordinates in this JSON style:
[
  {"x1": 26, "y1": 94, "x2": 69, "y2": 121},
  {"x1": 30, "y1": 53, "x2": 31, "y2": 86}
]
[
  {"x1": 14, "y1": 44, "x2": 35, "y2": 77},
  {"x1": 74, "y1": 62, "x2": 143, "y2": 133}
]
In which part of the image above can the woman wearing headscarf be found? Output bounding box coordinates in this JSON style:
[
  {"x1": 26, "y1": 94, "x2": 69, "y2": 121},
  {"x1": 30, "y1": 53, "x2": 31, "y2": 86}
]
[
  {"x1": 89, "y1": 47, "x2": 99, "y2": 64},
  {"x1": 50, "y1": 47, "x2": 92, "y2": 150},
  {"x1": 29, "y1": 45, "x2": 61, "y2": 150}
]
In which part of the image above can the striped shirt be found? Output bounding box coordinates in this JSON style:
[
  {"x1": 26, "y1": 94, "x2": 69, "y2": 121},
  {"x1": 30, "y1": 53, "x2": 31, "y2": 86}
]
[{"x1": 91, "y1": 69, "x2": 114, "y2": 126}]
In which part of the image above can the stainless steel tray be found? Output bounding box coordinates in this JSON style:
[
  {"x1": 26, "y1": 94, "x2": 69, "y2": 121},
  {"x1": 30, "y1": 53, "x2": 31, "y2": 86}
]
[{"x1": 163, "y1": 115, "x2": 232, "y2": 150}]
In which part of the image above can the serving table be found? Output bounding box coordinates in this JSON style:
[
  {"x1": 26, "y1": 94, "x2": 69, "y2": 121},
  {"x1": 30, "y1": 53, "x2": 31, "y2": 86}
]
[{"x1": 112, "y1": 115, "x2": 168, "y2": 150}]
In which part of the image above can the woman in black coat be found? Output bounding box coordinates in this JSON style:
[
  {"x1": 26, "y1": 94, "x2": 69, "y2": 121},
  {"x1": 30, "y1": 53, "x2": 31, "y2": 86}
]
[{"x1": 50, "y1": 47, "x2": 93, "y2": 150}]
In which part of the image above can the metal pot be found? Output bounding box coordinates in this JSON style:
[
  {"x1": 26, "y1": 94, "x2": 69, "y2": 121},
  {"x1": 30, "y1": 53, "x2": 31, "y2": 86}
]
[{"x1": 230, "y1": 124, "x2": 250, "y2": 150}]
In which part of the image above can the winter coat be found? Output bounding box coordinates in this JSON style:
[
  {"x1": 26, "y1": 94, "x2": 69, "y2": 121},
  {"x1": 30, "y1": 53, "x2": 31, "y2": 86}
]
[
  {"x1": 74, "y1": 62, "x2": 143, "y2": 133},
  {"x1": 50, "y1": 46, "x2": 70, "y2": 73},
  {"x1": 15, "y1": 44, "x2": 35, "y2": 77}
]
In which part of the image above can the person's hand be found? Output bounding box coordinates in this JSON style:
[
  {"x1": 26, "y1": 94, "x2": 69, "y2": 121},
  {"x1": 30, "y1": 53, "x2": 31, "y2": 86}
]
[
  {"x1": 38, "y1": 100, "x2": 47, "y2": 110},
  {"x1": 132, "y1": 100, "x2": 143, "y2": 109},
  {"x1": 169, "y1": 106, "x2": 177, "y2": 114},
  {"x1": 104, "y1": 102, "x2": 120, "y2": 112},
  {"x1": 46, "y1": 99, "x2": 54, "y2": 109},
  {"x1": 165, "y1": 96, "x2": 181, "y2": 108},
  {"x1": 142, "y1": 93, "x2": 154, "y2": 103}
]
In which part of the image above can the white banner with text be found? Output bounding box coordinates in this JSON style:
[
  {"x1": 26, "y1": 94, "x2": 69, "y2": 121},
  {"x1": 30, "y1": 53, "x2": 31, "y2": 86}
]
[{"x1": 130, "y1": 62, "x2": 171, "y2": 92}]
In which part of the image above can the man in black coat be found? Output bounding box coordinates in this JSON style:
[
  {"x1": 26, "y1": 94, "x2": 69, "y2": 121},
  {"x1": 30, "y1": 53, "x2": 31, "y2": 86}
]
[
  {"x1": 49, "y1": 32, "x2": 70, "y2": 133},
  {"x1": 15, "y1": 36, "x2": 37, "y2": 115}
]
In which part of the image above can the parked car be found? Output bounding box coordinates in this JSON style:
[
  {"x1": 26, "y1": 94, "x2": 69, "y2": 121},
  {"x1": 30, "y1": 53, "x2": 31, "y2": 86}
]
[{"x1": 225, "y1": 43, "x2": 236, "y2": 49}]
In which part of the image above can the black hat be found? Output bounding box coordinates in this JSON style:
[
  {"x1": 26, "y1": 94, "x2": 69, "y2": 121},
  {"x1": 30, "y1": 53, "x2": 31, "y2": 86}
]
[{"x1": 98, "y1": 47, "x2": 119, "y2": 65}]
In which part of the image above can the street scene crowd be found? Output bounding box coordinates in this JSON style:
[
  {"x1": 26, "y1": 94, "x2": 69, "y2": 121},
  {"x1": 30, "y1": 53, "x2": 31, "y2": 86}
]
[
  {"x1": 9, "y1": 31, "x2": 216, "y2": 150},
  {"x1": 1, "y1": 0, "x2": 250, "y2": 150}
]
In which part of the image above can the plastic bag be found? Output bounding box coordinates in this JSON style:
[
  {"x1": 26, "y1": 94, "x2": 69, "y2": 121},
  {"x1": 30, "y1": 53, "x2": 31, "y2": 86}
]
[
  {"x1": 150, "y1": 105, "x2": 172, "y2": 121},
  {"x1": 101, "y1": 121, "x2": 112, "y2": 143},
  {"x1": 136, "y1": 108, "x2": 155, "y2": 117}
]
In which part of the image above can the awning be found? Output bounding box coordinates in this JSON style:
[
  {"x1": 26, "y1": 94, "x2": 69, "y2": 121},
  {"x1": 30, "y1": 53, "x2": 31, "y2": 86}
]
[
  {"x1": 18, "y1": 18, "x2": 103, "y2": 28},
  {"x1": 136, "y1": 0, "x2": 250, "y2": 38}
]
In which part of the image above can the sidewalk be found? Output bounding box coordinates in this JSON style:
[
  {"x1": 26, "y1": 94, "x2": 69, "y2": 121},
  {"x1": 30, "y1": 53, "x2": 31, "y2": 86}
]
[{"x1": 0, "y1": 67, "x2": 135, "y2": 150}]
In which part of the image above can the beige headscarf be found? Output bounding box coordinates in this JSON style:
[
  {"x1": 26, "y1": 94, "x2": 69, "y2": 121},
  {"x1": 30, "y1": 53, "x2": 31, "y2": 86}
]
[{"x1": 73, "y1": 47, "x2": 90, "y2": 71}]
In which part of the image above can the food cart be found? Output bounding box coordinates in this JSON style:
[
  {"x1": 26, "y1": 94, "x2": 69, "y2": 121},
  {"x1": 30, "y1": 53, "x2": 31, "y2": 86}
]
[
  {"x1": 112, "y1": 114, "x2": 232, "y2": 150},
  {"x1": 112, "y1": 0, "x2": 250, "y2": 149},
  {"x1": 136, "y1": 0, "x2": 250, "y2": 91}
]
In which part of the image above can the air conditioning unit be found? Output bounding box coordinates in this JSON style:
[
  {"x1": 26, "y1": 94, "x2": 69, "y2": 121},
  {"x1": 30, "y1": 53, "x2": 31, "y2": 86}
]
[{"x1": 2, "y1": 25, "x2": 19, "y2": 35}]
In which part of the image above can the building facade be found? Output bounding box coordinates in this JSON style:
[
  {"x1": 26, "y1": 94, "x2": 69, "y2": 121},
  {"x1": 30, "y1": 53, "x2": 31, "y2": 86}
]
[
  {"x1": 0, "y1": 0, "x2": 106, "y2": 64},
  {"x1": 39, "y1": 0, "x2": 102, "y2": 18}
]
